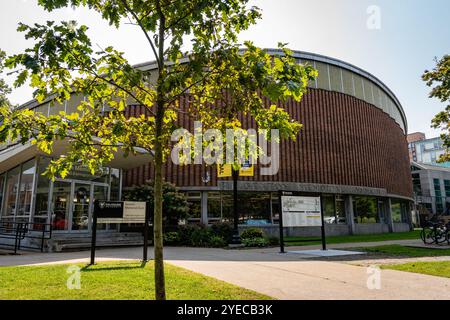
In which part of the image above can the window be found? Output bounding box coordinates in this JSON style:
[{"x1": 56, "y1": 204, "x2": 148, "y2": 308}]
[
  {"x1": 434, "y1": 179, "x2": 444, "y2": 214},
  {"x1": 207, "y1": 192, "x2": 222, "y2": 221},
  {"x1": 218, "y1": 192, "x2": 272, "y2": 225},
  {"x1": 110, "y1": 168, "x2": 121, "y2": 201},
  {"x1": 323, "y1": 195, "x2": 336, "y2": 224},
  {"x1": 353, "y1": 197, "x2": 378, "y2": 224},
  {"x1": 412, "y1": 174, "x2": 422, "y2": 196},
  {"x1": 444, "y1": 180, "x2": 450, "y2": 197},
  {"x1": 34, "y1": 157, "x2": 51, "y2": 223},
  {"x1": 186, "y1": 192, "x2": 201, "y2": 221},
  {"x1": 391, "y1": 200, "x2": 409, "y2": 223},
  {"x1": 16, "y1": 160, "x2": 36, "y2": 221},
  {"x1": 0, "y1": 174, "x2": 4, "y2": 217},
  {"x1": 3, "y1": 166, "x2": 20, "y2": 219}
]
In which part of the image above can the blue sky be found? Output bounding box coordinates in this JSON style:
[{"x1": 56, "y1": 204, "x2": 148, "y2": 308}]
[{"x1": 1, "y1": 0, "x2": 449, "y2": 137}]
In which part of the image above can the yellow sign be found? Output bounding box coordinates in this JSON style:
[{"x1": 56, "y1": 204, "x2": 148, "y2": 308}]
[
  {"x1": 217, "y1": 163, "x2": 255, "y2": 178},
  {"x1": 217, "y1": 164, "x2": 233, "y2": 178},
  {"x1": 239, "y1": 163, "x2": 254, "y2": 177}
]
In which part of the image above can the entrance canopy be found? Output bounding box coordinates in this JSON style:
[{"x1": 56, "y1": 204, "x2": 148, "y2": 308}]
[{"x1": 0, "y1": 139, "x2": 153, "y2": 174}]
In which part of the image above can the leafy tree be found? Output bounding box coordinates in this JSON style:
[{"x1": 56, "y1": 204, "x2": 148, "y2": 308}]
[
  {"x1": 423, "y1": 55, "x2": 450, "y2": 161},
  {"x1": 0, "y1": 51, "x2": 12, "y2": 109},
  {"x1": 123, "y1": 180, "x2": 189, "y2": 226},
  {"x1": 0, "y1": 0, "x2": 316, "y2": 299}
]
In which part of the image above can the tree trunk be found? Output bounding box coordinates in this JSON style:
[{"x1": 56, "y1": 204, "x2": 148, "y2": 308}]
[
  {"x1": 153, "y1": 5, "x2": 166, "y2": 301},
  {"x1": 153, "y1": 130, "x2": 166, "y2": 300}
]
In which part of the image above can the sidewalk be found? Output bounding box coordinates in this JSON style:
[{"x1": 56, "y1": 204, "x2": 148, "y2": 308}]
[{"x1": 1, "y1": 240, "x2": 450, "y2": 300}]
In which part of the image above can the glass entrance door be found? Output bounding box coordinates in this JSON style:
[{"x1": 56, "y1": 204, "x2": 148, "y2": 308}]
[
  {"x1": 51, "y1": 180, "x2": 110, "y2": 232},
  {"x1": 71, "y1": 183, "x2": 91, "y2": 231},
  {"x1": 51, "y1": 181, "x2": 72, "y2": 231}
]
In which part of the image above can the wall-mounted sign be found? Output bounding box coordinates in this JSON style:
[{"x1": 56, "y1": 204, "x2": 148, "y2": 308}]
[
  {"x1": 280, "y1": 196, "x2": 322, "y2": 227},
  {"x1": 217, "y1": 163, "x2": 255, "y2": 178},
  {"x1": 95, "y1": 201, "x2": 147, "y2": 224}
]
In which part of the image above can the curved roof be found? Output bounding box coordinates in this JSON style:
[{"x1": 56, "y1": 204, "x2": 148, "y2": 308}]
[{"x1": 17, "y1": 48, "x2": 408, "y2": 133}]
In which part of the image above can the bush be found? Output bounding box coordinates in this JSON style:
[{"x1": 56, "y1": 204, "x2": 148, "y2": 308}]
[
  {"x1": 178, "y1": 224, "x2": 204, "y2": 245},
  {"x1": 190, "y1": 227, "x2": 213, "y2": 247},
  {"x1": 241, "y1": 228, "x2": 264, "y2": 240},
  {"x1": 123, "y1": 181, "x2": 189, "y2": 226},
  {"x1": 163, "y1": 232, "x2": 180, "y2": 246},
  {"x1": 208, "y1": 235, "x2": 227, "y2": 248},
  {"x1": 242, "y1": 237, "x2": 269, "y2": 248},
  {"x1": 211, "y1": 222, "x2": 234, "y2": 242},
  {"x1": 266, "y1": 236, "x2": 280, "y2": 246}
]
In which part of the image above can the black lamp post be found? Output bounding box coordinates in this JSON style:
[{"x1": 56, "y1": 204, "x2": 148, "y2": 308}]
[{"x1": 230, "y1": 168, "x2": 241, "y2": 245}]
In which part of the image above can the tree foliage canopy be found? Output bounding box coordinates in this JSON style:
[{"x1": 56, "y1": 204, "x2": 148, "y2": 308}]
[
  {"x1": 0, "y1": 0, "x2": 316, "y2": 178},
  {"x1": 423, "y1": 55, "x2": 450, "y2": 162}
]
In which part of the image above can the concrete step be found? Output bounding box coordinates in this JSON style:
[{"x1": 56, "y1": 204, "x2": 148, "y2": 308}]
[{"x1": 47, "y1": 232, "x2": 147, "y2": 252}]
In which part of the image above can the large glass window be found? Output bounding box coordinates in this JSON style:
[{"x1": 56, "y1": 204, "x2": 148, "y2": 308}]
[
  {"x1": 34, "y1": 157, "x2": 51, "y2": 223},
  {"x1": 412, "y1": 174, "x2": 422, "y2": 196},
  {"x1": 434, "y1": 179, "x2": 444, "y2": 214},
  {"x1": 110, "y1": 168, "x2": 121, "y2": 201},
  {"x1": 323, "y1": 195, "x2": 336, "y2": 224},
  {"x1": 186, "y1": 192, "x2": 201, "y2": 222},
  {"x1": 3, "y1": 166, "x2": 20, "y2": 219},
  {"x1": 16, "y1": 159, "x2": 36, "y2": 220},
  {"x1": 0, "y1": 174, "x2": 5, "y2": 217},
  {"x1": 354, "y1": 196, "x2": 378, "y2": 224},
  {"x1": 218, "y1": 192, "x2": 272, "y2": 225},
  {"x1": 207, "y1": 192, "x2": 222, "y2": 221},
  {"x1": 392, "y1": 200, "x2": 409, "y2": 223}
]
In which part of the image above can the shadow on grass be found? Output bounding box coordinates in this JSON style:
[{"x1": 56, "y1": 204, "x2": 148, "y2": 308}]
[{"x1": 80, "y1": 260, "x2": 149, "y2": 272}]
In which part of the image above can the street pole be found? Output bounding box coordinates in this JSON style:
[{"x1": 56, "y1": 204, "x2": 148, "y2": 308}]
[
  {"x1": 90, "y1": 203, "x2": 98, "y2": 265},
  {"x1": 230, "y1": 168, "x2": 241, "y2": 245}
]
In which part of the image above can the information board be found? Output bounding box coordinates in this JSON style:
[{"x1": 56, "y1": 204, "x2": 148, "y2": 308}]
[
  {"x1": 96, "y1": 201, "x2": 147, "y2": 224},
  {"x1": 280, "y1": 196, "x2": 322, "y2": 227}
]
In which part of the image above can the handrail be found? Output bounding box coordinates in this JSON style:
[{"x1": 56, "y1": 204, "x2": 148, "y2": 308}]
[{"x1": 0, "y1": 220, "x2": 53, "y2": 253}]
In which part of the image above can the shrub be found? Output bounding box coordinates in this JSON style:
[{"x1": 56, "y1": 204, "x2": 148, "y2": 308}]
[
  {"x1": 208, "y1": 235, "x2": 227, "y2": 248},
  {"x1": 182, "y1": 224, "x2": 213, "y2": 247},
  {"x1": 163, "y1": 232, "x2": 180, "y2": 246},
  {"x1": 242, "y1": 237, "x2": 269, "y2": 248},
  {"x1": 211, "y1": 222, "x2": 234, "y2": 242},
  {"x1": 123, "y1": 181, "x2": 189, "y2": 226},
  {"x1": 241, "y1": 228, "x2": 264, "y2": 240},
  {"x1": 178, "y1": 224, "x2": 204, "y2": 245},
  {"x1": 266, "y1": 236, "x2": 280, "y2": 246}
]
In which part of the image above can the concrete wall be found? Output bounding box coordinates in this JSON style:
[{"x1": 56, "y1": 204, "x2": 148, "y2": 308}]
[
  {"x1": 393, "y1": 223, "x2": 413, "y2": 233},
  {"x1": 239, "y1": 222, "x2": 409, "y2": 238}
]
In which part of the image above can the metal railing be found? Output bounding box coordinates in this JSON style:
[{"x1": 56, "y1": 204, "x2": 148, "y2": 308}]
[{"x1": 0, "y1": 220, "x2": 52, "y2": 253}]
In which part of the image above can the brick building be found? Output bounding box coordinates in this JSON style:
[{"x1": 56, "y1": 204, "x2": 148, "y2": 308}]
[{"x1": 0, "y1": 49, "x2": 414, "y2": 249}]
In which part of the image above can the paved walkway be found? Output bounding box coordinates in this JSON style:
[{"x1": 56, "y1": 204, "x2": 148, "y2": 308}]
[{"x1": 1, "y1": 241, "x2": 450, "y2": 300}]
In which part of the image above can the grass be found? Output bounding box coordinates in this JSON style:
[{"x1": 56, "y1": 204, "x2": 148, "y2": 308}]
[
  {"x1": 357, "y1": 244, "x2": 450, "y2": 258},
  {"x1": 382, "y1": 261, "x2": 450, "y2": 279},
  {"x1": 284, "y1": 230, "x2": 421, "y2": 247},
  {"x1": 0, "y1": 260, "x2": 272, "y2": 300}
]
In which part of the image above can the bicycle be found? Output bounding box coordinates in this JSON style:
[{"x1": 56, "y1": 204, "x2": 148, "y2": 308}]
[{"x1": 421, "y1": 220, "x2": 450, "y2": 245}]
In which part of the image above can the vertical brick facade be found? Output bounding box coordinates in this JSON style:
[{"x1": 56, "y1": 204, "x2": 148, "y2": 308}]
[{"x1": 124, "y1": 88, "x2": 413, "y2": 198}]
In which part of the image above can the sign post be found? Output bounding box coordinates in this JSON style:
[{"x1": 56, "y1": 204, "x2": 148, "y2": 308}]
[
  {"x1": 143, "y1": 203, "x2": 150, "y2": 262},
  {"x1": 278, "y1": 191, "x2": 285, "y2": 253},
  {"x1": 279, "y1": 192, "x2": 326, "y2": 253},
  {"x1": 91, "y1": 200, "x2": 148, "y2": 264},
  {"x1": 90, "y1": 207, "x2": 98, "y2": 265},
  {"x1": 217, "y1": 162, "x2": 255, "y2": 246}
]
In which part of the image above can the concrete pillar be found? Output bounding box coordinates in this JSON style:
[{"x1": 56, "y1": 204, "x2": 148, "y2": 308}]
[
  {"x1": 384, "y1": 198, "x2": 394, "y2": 233},
  {"x1": 345, "y1": 195, "x2": 355, "y2": 235},
  {"x1": 200, "y1": 191, "x2": 208, "y2": 225}
]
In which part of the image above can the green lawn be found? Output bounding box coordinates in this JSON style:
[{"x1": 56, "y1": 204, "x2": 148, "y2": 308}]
[
  {"x1": 284, "y1": 230, "x2": 420, "y2": 247},
  {"x1": 358, "y1": 244, "x2": 450, "y2": 258},
  {"x1": 382, "y1": 261, "x2": 450, "y2": 279},
  {"x1": 0, "y1": 261, "x2": 272, "y2": 300}
]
